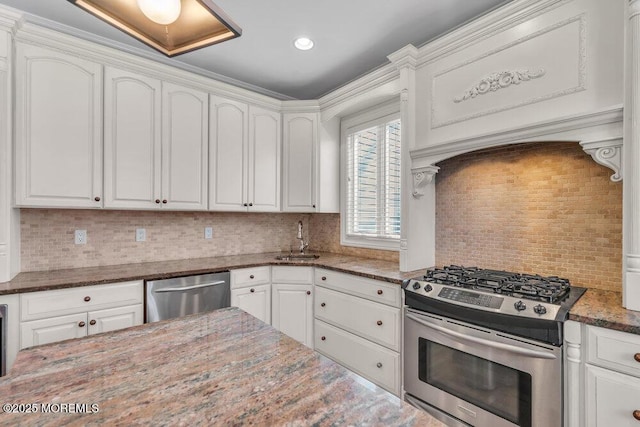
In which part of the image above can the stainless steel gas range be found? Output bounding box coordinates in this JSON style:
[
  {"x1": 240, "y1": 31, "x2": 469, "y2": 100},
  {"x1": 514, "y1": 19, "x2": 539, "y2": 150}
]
[{"x1": 402, "y1": 266, "x2": 586, "y2": 427}]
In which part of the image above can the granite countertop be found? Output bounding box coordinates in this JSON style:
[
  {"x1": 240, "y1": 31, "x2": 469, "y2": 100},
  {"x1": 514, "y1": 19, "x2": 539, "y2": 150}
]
[
  {"x1": 568, "y1": 288, "x2": 640, "y2": 335},
  {"x1": 0, "y1": 252, "x2": 425, "y2": 295},
  {"x1": 0, "y1": 307, "x2": 444, "y2": 426}
]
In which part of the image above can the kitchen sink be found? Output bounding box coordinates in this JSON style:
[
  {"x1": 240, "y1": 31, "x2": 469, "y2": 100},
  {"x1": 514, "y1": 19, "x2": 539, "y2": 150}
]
[{"x1": 275, "y1": 254, "x2": 320, "y2": 261}]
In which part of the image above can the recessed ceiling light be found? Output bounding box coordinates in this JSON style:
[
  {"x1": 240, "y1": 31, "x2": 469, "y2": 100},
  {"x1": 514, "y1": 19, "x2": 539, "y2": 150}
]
[{"x1": 294, "y1": 37, "x2": 314, "y2": 51}]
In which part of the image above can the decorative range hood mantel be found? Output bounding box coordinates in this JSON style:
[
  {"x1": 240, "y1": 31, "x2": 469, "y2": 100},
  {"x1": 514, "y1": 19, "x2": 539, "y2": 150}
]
[{"x1": 409, "y1": 106, "x2": 624, "y2": 197}]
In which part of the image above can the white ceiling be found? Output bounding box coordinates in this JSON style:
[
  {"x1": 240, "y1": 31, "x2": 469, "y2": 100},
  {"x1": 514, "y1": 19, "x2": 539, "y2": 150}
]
[{"x1": 0, "y1": 0, "x2": 511, "y2": 100}]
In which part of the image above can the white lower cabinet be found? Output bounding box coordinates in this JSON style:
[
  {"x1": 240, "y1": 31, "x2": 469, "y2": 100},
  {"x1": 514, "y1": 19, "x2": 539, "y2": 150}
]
[
  {"x1": 19, "y1": 281, "x2": 144, "y2": 349},
  {"x1": 585, "y1": 364, "x2": 640, "y2": 427},
  {"x1": 313, "y1": 268, "x2": 402, "y2": 396},
  {"x1": 20, "y1": 304, "x2": 143, "y2": 348},
  {"x1": 565, "y1": 322, "x2": 640, "y2": 427},
  {"x1": 231, "y1": 284, "x2": 271, "y2": 324},
  {"x1": 230, "y1": 267, "x2": 271, "y2": 324},
  {"x1": 271, "y1": 266, "x2": 314, "y2": 348}
]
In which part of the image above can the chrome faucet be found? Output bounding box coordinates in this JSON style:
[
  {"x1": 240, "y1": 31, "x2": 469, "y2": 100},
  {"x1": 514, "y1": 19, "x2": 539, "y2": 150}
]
[{"x1": 297, "y1": 220, "x2": 309, "y2": 254}]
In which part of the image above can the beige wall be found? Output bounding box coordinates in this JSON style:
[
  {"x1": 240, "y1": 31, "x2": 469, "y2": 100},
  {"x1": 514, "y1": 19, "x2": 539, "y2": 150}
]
[
  {"x1": 435, "y1": 141, "x2": 623, "y2": 292},
  {"x1": 20, "y1": 210, "x2": 398, "y2": 272}
]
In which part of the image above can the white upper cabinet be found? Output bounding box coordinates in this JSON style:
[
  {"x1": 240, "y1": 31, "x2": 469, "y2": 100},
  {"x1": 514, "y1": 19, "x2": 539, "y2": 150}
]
[
  {"x1": 104, "y1": 67, "x2": 162, "y2": 209},
  {"x1": 209, "y1": 95, "x2": 248, "y2": 211},
  {"x1": 15, "y1": 43, "x2": 103, "y2": 208},
  {"x1": 209, "y1": 96, "x2": 281, "y2": 211},
  {"x1": 282, "y1": 112, "x2": 318, "y2": 212},
  {"x1": 161, "y1": 82, "x2": 208, "y2": 210},
  {"x1": 104, "y1": 67, "x2": 208, "y2": 210},
  {"x1": 248, "y1": 106, "x2": 280, "y2": 212}
]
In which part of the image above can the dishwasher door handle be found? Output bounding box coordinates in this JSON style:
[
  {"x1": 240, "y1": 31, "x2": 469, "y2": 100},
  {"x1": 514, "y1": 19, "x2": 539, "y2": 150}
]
[{"x1": 154, "y1": 280, "x2": 226, "y2": 293}]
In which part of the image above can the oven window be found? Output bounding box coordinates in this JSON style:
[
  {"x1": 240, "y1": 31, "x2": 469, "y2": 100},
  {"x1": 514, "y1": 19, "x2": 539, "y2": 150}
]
[{"x1": 418, "y1": 338, "x2": 532, "y2": 427}]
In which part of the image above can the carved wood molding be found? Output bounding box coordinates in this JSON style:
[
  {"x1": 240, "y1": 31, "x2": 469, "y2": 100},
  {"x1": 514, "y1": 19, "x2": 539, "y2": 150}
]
[
  {"x1": 579, "y1": 138, "x2": 623, "y2": 182},
  {"x1": 411, "y1": 166, "x2": 439, "y2": 198},
  {"x1": 453, "y1": 69, "x2": 546, "y2": 103}
]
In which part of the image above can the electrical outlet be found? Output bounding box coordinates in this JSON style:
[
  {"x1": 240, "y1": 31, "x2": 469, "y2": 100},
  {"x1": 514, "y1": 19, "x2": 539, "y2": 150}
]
[
  {"x1": 136, "y1": 228, "x2": 146, "y2": 242},
  {"x1": 74, "y1": 229, "x2": 87, "y2": 245},
  {"x1": 204, "y1": 227, "x2": 213, "y2": 239}
]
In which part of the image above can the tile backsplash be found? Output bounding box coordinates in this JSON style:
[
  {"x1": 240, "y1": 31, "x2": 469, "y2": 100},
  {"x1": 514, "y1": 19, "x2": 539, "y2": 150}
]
[
  {"x1": 435, "y1": 141, "x2": 623, "y2": 292},
  {"x1": 20, "y1": 210, "x2": 398, "y2": 272}
]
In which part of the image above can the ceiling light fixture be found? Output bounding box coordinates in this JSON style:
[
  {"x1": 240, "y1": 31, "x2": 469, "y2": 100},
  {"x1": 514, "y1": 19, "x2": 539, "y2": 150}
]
[
  {"x1": 137, "y1": 0, "x2": 182, "y2": 25},
  {"x1": 67, "y1": 0, "x2": 242, "y2": 57},
  {"x1": 294, "y1": 37, "x2": 314, "y2": 51}
]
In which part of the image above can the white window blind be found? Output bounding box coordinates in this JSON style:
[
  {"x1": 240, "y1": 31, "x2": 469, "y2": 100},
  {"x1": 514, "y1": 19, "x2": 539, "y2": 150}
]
[{"x1": 346, "y1": 118, "x2": 401, "y2": 240}]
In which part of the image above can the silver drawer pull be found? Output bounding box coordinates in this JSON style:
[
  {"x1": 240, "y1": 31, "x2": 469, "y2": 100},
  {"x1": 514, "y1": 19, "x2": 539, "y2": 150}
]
[
  {"x1": 376, "y1": 362, "x2": 382, "y2": 368},
  {"x1": 154, "y1": 280, "x2": 226, "y2": 293}
]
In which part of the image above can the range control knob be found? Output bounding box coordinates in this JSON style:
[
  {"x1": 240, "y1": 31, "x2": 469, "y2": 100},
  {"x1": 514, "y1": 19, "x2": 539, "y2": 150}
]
[
  {"x1": 424, "y1": 284, "x2": 433, "y2": 292},
  {"x1": 514, "y1": 301, "x2": 527, "y2": 312},
  {"x1": 533, "y1": 304, "x2": 547, "y2": 315},
  {"x1": 412, "y1": 282, "x2": 421, "y2": 290}
]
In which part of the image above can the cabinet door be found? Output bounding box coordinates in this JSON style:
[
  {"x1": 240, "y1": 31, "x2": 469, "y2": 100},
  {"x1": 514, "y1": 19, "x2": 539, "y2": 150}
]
[
  {"x1": 209, "y1": 95, "x2": 248, "y2": 211},
  {"x1": 283, "y1": 113, "x2": 317, "y2": 212},
  {"x1": 248, "y1": 106, "x2": 280, "y2": 211},
  {"x1": 20, "y1": 313, "x2": 87, "y2": 349},
  {"x1": 586, "y1": 364, "x2": 640, "y2": 427},
  {"x1": 15, "y1": 43, "x2": 103, "y2": 208},
  {"x1": 231, "y1": 284, "x2": 271, "y2": 324},
  {"x1": 104, "y1": 67, "x2": 162, "y2": 209},
  {"x1": 161, "y1": 82, "x2": 208, "y2": 211},
  {"x1": 272, "y1": 284, "x2": 313, "y2": 348},
  {"x1": 88, "y1": 304, "x2": 143, "y2": 335}
]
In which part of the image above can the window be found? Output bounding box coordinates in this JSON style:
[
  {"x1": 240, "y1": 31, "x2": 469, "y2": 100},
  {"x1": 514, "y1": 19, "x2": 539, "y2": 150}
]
[{"x1": 342, "y1": 109, "x2": 401, "y2": 250}]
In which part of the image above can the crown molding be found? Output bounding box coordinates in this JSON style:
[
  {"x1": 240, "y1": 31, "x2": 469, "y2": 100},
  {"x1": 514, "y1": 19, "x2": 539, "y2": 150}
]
[
  {"x1": 0, "y1": 5, "x2": 21, "y2": 31},
  {"x1": 8, "y1": 9, "x2": 292, "y2": 107},
  {"x1": 280, "y1": 100, "x2": 321, "y2": 114},
  {"x1": 416, "y1": 0, "x2": 571, "y2": 67},
  {"x1": 387, "y1": 44, "x2": 419, "y2": 70},
  {"x1": 318, "y1": 63, "x2": 400, "y2": 121}
]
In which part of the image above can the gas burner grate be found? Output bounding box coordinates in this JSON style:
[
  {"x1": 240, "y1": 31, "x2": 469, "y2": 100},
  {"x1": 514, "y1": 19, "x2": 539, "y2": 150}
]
[{"x1": 425, "y1": 266, "x2": 572, "y2": 303}]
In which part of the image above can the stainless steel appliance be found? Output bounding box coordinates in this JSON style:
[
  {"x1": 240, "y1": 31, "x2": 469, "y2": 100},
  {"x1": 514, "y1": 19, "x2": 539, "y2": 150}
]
[
  {"x1": 0, "y1": 304, "x2": 6, "y2": 376},
  {"x1": 402, "y1": 266, "x2": 586, "y2": 427},
  {"x1": 146, "y1": 272, "x2": 230, "y2": 322}
]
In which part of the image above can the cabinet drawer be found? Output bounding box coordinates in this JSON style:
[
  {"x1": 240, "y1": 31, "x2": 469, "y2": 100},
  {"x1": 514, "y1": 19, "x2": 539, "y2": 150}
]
[
  {"x1": 586, "y1": 364, "x2": 640, "y2": 427},
  {"x1": 21, "y1": 281, "x2": 143, "y2": 322},
  {"x1": 271, "y1": 266, "x2": 313, "y2": 284},
  {"x1": 314, "y1": 287, "x2": 400, "y2": 351},
  {"x1": 314, "y1": 268, "x2": 401, "y2": 308},
  {"x1": 231, "y1": 267, "x2": 270, "y2": 289},
  {"x1": 586, "y1": 325, "x2": 640, "y2": 377},
  {"x1": 315, "y1": 320, "x2": 400, "y2": 395}
]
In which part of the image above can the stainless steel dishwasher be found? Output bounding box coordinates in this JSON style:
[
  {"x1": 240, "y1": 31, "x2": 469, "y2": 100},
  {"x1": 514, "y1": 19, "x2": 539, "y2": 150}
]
[{"x1": 145, "y1": 272, "x2": 230, "y2": 322}]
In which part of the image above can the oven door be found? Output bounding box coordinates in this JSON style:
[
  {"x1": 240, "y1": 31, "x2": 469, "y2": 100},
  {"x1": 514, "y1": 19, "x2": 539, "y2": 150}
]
[{"x1": 404, "y1": 308, "x2": 562, "y2": 427}]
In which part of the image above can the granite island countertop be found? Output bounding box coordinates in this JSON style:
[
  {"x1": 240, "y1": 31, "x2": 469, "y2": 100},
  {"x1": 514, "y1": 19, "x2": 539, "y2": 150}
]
[
  {"x1": 0, "y1": 252, "x2": 425, "y2": 295},
  {"x1": 0, "y1": 307, "x2": 444, "y2": 426}
]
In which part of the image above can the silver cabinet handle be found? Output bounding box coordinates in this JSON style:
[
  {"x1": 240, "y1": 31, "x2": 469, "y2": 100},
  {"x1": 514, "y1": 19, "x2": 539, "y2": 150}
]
[
  {"x1": 154, "y1": 280, "x2": 226, "y2": 293},
  {"x1": 405, "y1": 312, "x2": 556, "y2": 360}
]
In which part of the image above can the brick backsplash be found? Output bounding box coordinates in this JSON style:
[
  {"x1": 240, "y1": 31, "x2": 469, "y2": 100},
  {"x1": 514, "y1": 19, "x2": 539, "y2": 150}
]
[
  {"x1": 435, "y1": 141, "x2": 623, "y2": 292},
  {"x1": 20, "y1": 210, "x2": 398, "y2": 271}
]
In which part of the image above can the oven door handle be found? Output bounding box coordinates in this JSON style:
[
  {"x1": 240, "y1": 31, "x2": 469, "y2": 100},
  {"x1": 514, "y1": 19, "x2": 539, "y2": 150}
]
[{"x1": 406, "y1": 312, "x2": 556, "y2": 360}]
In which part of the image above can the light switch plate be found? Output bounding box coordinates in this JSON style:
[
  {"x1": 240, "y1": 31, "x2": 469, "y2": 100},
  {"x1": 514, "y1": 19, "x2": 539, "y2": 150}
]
[
  {"x1": 136, "y1": 228, "x2": 146, "y2": 242},
  {"x1": 75, "y1": 229, "x2": 87, "y2": 245},
  {"x1": 204, "y1": 227, "x2": 213, "y2": 239}
]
